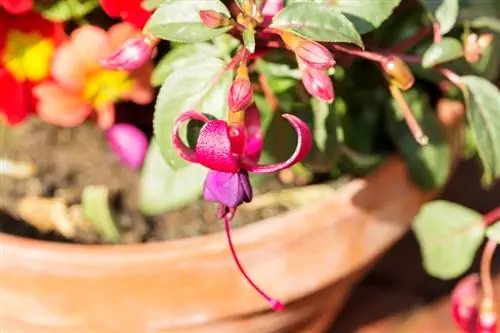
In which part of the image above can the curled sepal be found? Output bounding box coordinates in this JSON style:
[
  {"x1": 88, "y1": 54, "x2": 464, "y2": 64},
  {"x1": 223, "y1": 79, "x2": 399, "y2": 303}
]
[
  {"x1": 241, "y1": 114, "x2": 312, "y2": 173},
  {"x1": 196, "y1": 120, "x2": 240, "y2": 172},
  {"x1": 451, "y1": 274, "x2": 479, "y2": 333},
  {"x1": 203, "y1": 170, "x2": 252, "y2": 208},
  {"x1": 172, "y1": 111, "x2": 209, "y2": 164}
]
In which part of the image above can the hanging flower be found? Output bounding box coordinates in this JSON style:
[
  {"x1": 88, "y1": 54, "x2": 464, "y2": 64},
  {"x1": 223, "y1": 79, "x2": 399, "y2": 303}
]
[
  {"x1": 33, "y1": 23, "x2": 154, "y2": 129},
  {"x1": 0, "y1": 0, "x2": 33, "y2": 14},
  {"x1": 99, "y1": 0, "x2": 152, "y2": 29},
  {"x1": 0, "y1": 10, "x2": 64, "y2": 125}
]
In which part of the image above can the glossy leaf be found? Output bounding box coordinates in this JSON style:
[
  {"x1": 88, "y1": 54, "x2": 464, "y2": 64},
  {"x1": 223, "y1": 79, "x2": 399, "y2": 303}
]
[
  {"x1": 419, "y1": 0, "x2": 459, "y2": 35},
  {"x1": 36, "y1": 0, "x2": 99, "y2": 22},
  {"x1": 386, "y1": 89, "x2": 451, "y2": 191},
  {"x1": 154, "y1": 58, "x2": 232, "y2": 170},
  {"x1": 270, "y1": 3, "x2": 363, "y2": 47},
  {"x1": 334, "y1": 0, "x2": 401, "y2": 35},
  {"x1": 82, "y1": 185, "x2": 121, "y2": 243},
  {"x1": 145, "y1": 0, "x2": 232, "y2": 43},
  {"x1": 412, "y1": 200, "x2": 485, "y2": 279},
  {"x1": 422, "y1": 37, "x2": 464, "y2": 68},
  {"x1": 151, "y1": 43, "x2": 220, "y2": 86},
  {"x1": 139, "y1": 141, "x2": 207, "y2": 215},
  {"x1": 461, "y1": 75, "x2": 500, "y2": 185}
]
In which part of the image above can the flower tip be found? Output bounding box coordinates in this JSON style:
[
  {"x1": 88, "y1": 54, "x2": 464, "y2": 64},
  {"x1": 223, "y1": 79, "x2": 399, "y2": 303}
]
[
  {"x1": 301, "y1": 67, "x2": 335, "y2": 103},
  {"x1": 99, "y1": 36, "x2": 154, "y2": 71},
  {"x1": 270, "y1": 299, "x2": 285, "y2": 311},
  {"x1": 228, "y1": 78, "x2": 253, "y2": 113},
  {"x1": 295, "y1": 40, "x2": 335, "y2": 70}
]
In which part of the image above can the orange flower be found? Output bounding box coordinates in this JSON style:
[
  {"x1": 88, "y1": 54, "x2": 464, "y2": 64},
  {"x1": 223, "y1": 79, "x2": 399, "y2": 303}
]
[{"x1": 33, "y1": 23, "x2": 153, "y2": 129}]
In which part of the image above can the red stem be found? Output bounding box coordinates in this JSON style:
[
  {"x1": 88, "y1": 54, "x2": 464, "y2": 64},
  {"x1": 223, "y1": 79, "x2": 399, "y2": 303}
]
[
  {"x1": 223, "y1": 215, "x2": 284, "y2": 311},
  {"x1": 330, "y1": 44, "x2": 386, "y2": 63},
  {"x1": 484, "y1": 207, "x2": 500, "y2": 226},
  {"x1": 433, "y1": 22, "x2": 443, "y2": 43}
]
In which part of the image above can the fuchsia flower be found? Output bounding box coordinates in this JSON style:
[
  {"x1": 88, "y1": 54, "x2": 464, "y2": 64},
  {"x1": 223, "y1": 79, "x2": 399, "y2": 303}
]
[
  {"x1": 172, "y1": 106, "x2": 312, "y2": 310},
  {"x1": 106, "y1": 123, "x2": 148, "y2": 169},
  {"x1": 261, "y1": 0, "x2": 283, "y2": 26},
  {"x1": 295, "y1": 40, "x2": 335, "y2": 70},
  {"x1": 33, "y1": 23, "x2": 153, "y2": 129},
  {"x1": 301, "y1": 66, "x2": 335, "y2": 103}
]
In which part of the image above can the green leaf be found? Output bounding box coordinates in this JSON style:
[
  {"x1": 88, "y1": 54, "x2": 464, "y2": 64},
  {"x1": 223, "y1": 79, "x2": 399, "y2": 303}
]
[
  {"x1": 419, "y1": 0, "x2": 459, "y2": 35},
  {"x1": 270, "y1": 3, "x2": 363, "y2": 47},
  {"x1": 469, "y1": 17, "x2": 500, "y2": 33},
  {"x1": 35, "y1": 0, "x2": 99, "y2": 22},
  {"x1": 242, "y1": 26, "x2": 256, "y2": 53},
  {"x1": 461, "y1": 75, "x2": 500, "y2": 185},
  {"x1": 151, "y1": 43, "x2": 220, "y2": 86},
  {"x1": 422, "y1": 37, "x2": 464, "y2": 68},
  {"x1": 82, "y1": 185, "x2": 121, "y2": 243},
  {"x1": 412, "y1": 200, "x2": 485, "y2": 279},
  {"x1": 339, "y1": 146, "x2": 388, "y2": 176},
  {"x1": 142, "y1": 0, "x2": 166, "y2": 10},
  {"x1": 334, "y1": 0, "x2": 401, "y2": 35},
  {"x1": 486, "y1": 221, "x2": 500, "y2": 244},
  {"x1": 387, "y1": 89, "x2": 451, "y2": 191},
  {"x1": 154, "y1": 57, "x2": 232, "y2": 170},
  {"x1": 139, "y1": 141, "x2": 207, "y2": 215},
  {"x1": 145, "y1": 0, "x2": 232, "y2": 43}
]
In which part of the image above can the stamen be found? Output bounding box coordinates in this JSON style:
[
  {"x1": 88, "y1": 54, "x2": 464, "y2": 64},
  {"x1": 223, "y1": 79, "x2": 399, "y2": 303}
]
[{"x1": 223, "y1": 215, "x2": 284, "y2": 311}]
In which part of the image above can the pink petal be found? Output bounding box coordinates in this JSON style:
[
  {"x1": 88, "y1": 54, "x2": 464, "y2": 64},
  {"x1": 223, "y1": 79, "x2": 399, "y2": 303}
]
[
  {"x1": 451, "y1": 274, "x2": 480, "y2": 333},
  {"x1": 172, "y1": 111, "x2": 209, "y2": 164},
  {"x1": 51, "y1": 43, "x2": 86, "y2": 91},
  {"x1": 241, "y1": 114, "x2": 312, "y2": 173},
  {"x1": 70, "y1": 26, "x2": 110, "y2": 72},
  {"x1": 33, "y1": 82, "x2": 91, "y2": 127},
  {"x1": 196, "y1": 120, "x2": 240, "y2": 172},
  {"x1": 244, "y1": 105, "x2": 263, "y2": 162}
]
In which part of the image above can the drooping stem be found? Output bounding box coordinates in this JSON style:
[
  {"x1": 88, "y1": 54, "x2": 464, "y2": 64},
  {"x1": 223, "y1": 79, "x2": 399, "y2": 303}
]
[
  {"x1": 388, "y1": 84, "x2": 429, "y2": 145},
  {"x1": 330, "y1": 44, "x2": 386, "y2": 63},
  {"x1": 484, "y1": 207, "x2": 500, "y2": 226},
  {"x1": 480, "y1": 239, "x2": 497, "y2": 301},
  {"x1": 223, "y1": 215, "x2": 284, "y2": 311}
]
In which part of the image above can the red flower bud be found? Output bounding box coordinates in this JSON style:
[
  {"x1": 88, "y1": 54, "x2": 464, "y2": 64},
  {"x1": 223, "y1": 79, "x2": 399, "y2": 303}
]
[
  {"x1": 295, "y1": 40, "x2": 335, "y2": 70},
  {"x1": 301, "y1": 67, "x2": 334, "y2": 103},
  {"x1": 452, "y1": 274, "x2": 479, "y2": 333},
  {"x1": 381, "y1": 55, "x2": 415, "y2": 91},
  {"x1": 199, "y1": 10, "x2": 228, "y2": 28},
  {"x1": 228, "y1": 78, "x2": 253, "y2": 113},
  {"x1": 99, "y1": 34, "x2": 157, "y2": 71}
]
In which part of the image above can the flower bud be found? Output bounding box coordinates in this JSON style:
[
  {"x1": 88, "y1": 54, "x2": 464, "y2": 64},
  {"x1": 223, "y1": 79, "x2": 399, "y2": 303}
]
[
  {"x1": 464, "y1": 33, "x2": 494, "y2": 64},
  {"x1": 381, "y1": 55, "x2": 415, "y2": 91},
  {"x1": 228, "y1": 78, "x2": 253, "y2": 112},
  {"x1": 199, "y1": 10, "x2": 229, "y2": 28},
  {"x1": 99, "y1": 34, "x2": 157, "y2": 71},
  {"x1": 451, "y1": 274, "x2": 479, "y2": 333},
  {"x1": 295, "y1": 40, "x2": 335, "y2": 70},
  {"x1": 302, "y1": 67, "x2": 334, "y2": 103},
  {"x1": 106, "y1": 123, "x2": 148, "y2": 169}
]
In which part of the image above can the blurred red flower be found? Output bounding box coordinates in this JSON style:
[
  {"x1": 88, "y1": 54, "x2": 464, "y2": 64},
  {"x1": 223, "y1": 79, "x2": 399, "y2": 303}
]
[
  {"x1": 0, "y1": 0, "x2": 33, "y2": 14},
  {"x1": 0, "y1": 10, "x2": 65, "y2": 125},
  {"x1": 100, "y1": 0, "x2": 151, "y2": 29}
]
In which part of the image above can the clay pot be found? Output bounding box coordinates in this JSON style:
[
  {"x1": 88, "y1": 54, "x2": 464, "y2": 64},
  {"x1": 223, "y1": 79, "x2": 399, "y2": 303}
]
[{"x1": 0, "y1": 102, "x2": 464, "y2": 333}]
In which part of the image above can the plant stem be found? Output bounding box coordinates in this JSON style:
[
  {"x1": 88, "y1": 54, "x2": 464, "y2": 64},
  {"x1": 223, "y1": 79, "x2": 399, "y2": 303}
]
[
  {"x1": 330, "y1": 44, "x2": 386, "y2": 63},
  {"x1": 433, "y1": 23, "x2": 443, "y2": 43},
  {"x1": 484, "y1": 207, "x2": 500, "y2": 226},
  {"x1": 387, "y1": 26, "x2": 433, "y2": 53},
  {"x1": 480, "y1": 239, "x2": 497, "y2": 301},
  {"x1": 388, "y1": 84, "x2": 429, "y2": 145}
]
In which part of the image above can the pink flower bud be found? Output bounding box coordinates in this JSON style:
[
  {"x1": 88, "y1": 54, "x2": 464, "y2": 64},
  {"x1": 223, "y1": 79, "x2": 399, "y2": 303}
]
[
  {"x1": 199, "y1": 10, "x2": 228, "y2": 28},
  {"x1": 295, "y1": 40, "x2": 335, "y2": 70},
  {"x1": 451, "y1": 274, "x2": 479, "y2": 333},
  {"x1": 302, "y1": 67, "x2": 334, "y2": 103},
  {"x1": 99, "y1": 34, "x2": 157, "y2": 71},
  {"x1": 106, "y1": 124, "x2": 148, "y2": 169},
  {"x1": 228, "y1": 78, "x2": 253, "y2": 113}
]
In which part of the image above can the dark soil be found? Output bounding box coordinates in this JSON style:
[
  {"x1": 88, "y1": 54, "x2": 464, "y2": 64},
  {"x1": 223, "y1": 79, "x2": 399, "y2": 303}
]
[{"x1": 0, "y1": 118, "x2": 290, "y2": 244}]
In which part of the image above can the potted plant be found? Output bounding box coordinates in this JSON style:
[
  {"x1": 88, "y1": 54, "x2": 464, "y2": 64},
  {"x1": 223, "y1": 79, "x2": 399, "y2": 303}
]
[{"x1": 0, "y1": 0, "x2": 499, "y2": 332}]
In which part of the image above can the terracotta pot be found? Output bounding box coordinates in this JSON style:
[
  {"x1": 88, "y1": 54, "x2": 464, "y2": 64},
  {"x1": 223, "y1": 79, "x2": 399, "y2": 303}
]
[
  {"x1": 1, "y1": 156, "x2": 428, "y2": 333},
  {"x1": 0, "y1": 102, "x2": 464, "y2": 333}
]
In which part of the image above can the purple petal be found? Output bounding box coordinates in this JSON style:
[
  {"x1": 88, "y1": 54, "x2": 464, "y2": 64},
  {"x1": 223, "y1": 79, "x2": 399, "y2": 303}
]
[
  {"x1": 196, "y1": 120, "x2": 240, "y2": 172},
  {"x1": 244, "y1": 105, "x2": 263, "y2": 163},
  {"x1": 203, "y1": 170, "x2": 252, "y2": 208},
  {"x1": 106, "y1": 123, "x2": 148, "y2": 169},
  {"x1": 172, "y1": 111, "x2": 209, "y2": 164},
  {"x1": 241, "y1": 114, "x2": 312, "y2": 173}
]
